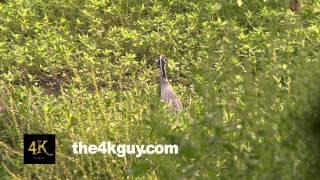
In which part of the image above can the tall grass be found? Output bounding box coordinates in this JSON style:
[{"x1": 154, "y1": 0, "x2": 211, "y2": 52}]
[{"x1": 0, "y1": 0, "x2": 320, "y2": 179}]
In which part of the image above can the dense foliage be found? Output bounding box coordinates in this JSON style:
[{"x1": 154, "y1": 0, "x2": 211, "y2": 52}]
[{"x1": 0, "y1": 0, "x2": 320, "y2": 179}]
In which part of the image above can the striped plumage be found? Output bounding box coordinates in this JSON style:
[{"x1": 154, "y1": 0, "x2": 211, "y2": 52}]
[{"x1": 157, "y1": 55, "x2": 183, "y2": 112}]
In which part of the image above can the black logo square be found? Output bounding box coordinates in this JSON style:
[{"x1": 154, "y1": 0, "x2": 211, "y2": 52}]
[{"x1": 24, "y1": 134, "x2": 55, "y2": 164}]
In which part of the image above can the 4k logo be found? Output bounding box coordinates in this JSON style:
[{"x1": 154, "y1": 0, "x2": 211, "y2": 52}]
[{"x1": 24, "y1": 134, "x2": 55, "y2": 164}]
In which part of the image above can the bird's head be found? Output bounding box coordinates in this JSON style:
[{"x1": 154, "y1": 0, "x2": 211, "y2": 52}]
[{"x1": 157, "y1": 55, "x2": 167, "y2": 68}]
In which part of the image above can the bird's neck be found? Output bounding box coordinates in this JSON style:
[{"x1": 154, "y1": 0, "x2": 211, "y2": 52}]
[
  {"x1": 160, "y1": 62, "x2": 169, "y2": 85},
  {"x1": 159, "y1": 59, "x2": 169, "y2": 86},
  {"x1": 160, "y1": 76, "x2": 169, "y2": 85},
  {"x1": 160, "y1": 63, "x2": 166, "y2": 78}
]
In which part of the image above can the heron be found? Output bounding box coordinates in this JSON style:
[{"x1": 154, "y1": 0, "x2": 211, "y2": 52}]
[{"x1": 157, "y1": 55, "x2": 183, "y2": 112}]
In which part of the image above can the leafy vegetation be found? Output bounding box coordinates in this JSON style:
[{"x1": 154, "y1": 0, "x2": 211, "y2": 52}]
[{"x1": 1, "y1": 0, "x2": 320, "y2": 179}]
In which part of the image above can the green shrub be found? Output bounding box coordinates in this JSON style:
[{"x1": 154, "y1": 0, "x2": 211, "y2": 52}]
[{"x1": 0, "y1": 0, "x2": 320, "y2": 179}]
